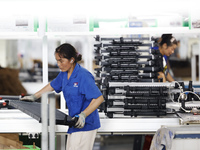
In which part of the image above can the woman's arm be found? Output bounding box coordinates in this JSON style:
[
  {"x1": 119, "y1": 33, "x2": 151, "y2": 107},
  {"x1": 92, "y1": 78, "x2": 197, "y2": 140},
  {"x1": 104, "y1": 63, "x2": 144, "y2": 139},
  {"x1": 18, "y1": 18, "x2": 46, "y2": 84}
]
[
  {"x1": 21, "y1": 83, "x2": 54, "y2": 101},
  {"x1": 34, "y1": 83, "x2": 54, "y2": 99},
  {"x1": 74, "y1": 95, "x2": 104, "y2": 128},
  {"x1": 83, "y1": 95, "x2": 104, "y2": 117},
  {"x1": 166, "y1": 72, "x2": 175, "y2": 82}
]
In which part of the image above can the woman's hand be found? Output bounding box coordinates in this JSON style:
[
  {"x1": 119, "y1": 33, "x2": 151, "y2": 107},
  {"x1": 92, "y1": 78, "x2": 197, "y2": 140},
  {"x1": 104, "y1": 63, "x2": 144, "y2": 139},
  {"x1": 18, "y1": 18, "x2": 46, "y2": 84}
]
[
  {"x1": 75, "y1": 112, "x2": 86, "y2": 128},
  {"x1": 157, "y1": 72, "x2": 166, "y2": 82},
  {"x1": 20, "y1": 95, "x2": 38, "y2": 101}
]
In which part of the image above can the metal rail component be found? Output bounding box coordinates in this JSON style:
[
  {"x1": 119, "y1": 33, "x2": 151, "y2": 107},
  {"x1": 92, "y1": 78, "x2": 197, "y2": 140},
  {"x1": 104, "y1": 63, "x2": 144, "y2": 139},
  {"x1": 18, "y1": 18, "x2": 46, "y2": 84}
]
[
  {"x1": 94, "y1": 35, "x2": 165, "y2": 117},
  {"x1": 94, "y1": 35, "x2": 200, "y2": 118},
  {"x1": 7, "y1": 99, "x2": 77, "y2": 127}
]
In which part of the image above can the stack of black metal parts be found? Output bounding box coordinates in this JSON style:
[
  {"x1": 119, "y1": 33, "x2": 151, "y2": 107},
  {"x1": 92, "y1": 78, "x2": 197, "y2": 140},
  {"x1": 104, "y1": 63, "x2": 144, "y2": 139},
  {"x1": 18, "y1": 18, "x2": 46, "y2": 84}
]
[{"x1": 94, "y1": 35, "x2": 168, "y2": 118}]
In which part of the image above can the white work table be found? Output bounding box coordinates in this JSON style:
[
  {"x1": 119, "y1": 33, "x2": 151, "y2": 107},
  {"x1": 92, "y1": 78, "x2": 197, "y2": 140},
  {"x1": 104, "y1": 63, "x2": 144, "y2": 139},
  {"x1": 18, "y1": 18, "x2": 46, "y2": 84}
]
[
  {"x1": 0, "y1": 109, "x2": 180, "y2": 134},
  {"x1": 2, "y1": 109, "x2": 200, "y2": 150},
  {"x1": 98, "y1": 115, "x2": 180, "y2": 134}
]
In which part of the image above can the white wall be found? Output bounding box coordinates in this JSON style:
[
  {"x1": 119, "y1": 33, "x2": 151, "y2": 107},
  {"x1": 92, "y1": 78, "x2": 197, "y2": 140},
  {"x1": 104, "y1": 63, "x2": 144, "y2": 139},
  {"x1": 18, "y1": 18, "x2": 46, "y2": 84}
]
[{"x1": 0, "y1": 40, "x2": 6, "y2": 67}]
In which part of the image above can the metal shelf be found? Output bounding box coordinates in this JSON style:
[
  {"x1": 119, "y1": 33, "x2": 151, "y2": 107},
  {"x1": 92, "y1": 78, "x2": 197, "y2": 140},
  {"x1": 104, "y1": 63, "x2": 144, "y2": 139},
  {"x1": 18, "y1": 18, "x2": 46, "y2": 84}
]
[
  {"x1": 0, "y1": 27, "x2": 200, "y2": 39},
  {"x1": 0, "y1": 32, "x2": 40, "y2": 39},
  {"x1": 45, "y1": 27, "x2": 200, "y2": 37}
]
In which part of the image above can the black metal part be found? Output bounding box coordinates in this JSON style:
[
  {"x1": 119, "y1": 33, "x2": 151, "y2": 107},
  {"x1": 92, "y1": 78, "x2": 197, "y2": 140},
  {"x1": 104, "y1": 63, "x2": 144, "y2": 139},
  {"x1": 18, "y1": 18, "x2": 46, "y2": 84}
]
[
  {"x1": 94, "y1": 35, "x2": 171, "y2": 118},
  {"x1": 7, "y1": 100, "x2": 78, "y2": 127},
  {"x1": 0, "y1": 95, "x2": 21, "y2": 100},
  {"x1": 124, "y1": 110, "x2": 166, "y2": 117}
]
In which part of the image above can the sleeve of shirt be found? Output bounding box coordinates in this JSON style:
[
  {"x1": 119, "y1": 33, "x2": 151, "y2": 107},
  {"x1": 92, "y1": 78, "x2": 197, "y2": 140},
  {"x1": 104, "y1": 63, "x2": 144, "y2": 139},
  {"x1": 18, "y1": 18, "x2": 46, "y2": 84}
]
[
  {"x1": 80, "y1": 72, "x2": 102, "y2": 100},
  {"x1": 50, "y1": 72, "x2": 63, "y2": 93}
]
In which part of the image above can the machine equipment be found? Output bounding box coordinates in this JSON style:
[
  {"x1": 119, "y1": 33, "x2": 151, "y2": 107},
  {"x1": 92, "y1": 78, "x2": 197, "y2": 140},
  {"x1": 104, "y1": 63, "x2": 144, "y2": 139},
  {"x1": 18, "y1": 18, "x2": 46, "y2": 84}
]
[{"x1": 94, "y1": 35, "x2": 200, "y2": 120}]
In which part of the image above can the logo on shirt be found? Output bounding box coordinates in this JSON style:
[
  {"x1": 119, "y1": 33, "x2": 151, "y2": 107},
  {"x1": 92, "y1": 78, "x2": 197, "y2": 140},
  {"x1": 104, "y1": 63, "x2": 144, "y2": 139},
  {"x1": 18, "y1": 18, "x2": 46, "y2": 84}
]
[{"x1": 73, "y1": 82, "x2": 78, "y2": 87}]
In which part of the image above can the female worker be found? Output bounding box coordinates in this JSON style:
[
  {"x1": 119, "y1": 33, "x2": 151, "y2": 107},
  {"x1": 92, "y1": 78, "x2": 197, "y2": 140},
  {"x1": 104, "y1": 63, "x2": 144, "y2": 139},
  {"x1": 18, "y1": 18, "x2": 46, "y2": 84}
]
[
  {"x1": 156, "y1": 34, "x2": 177, "y2": 82},
  {"x1": 21, "y1": 43, "x2": 104, "y2": 150}
]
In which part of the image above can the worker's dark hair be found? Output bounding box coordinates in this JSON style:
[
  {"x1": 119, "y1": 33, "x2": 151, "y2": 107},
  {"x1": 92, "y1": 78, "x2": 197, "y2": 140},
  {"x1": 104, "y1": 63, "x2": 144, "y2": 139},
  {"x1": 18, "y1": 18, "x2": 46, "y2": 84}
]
[
  {"x1": 55, "y1": 43, "x2": 82, "y2": 63},
  {"x1": 159, "y1": 34, "x2": 177, "y2": 47}
]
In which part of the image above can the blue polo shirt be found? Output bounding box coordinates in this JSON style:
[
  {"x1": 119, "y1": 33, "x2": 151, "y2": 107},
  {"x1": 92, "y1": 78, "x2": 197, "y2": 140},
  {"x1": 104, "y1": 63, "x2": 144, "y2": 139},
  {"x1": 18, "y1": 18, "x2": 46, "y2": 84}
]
[
  {"x1": 152, "y1": 46, "x2": 169, "y2": 76},
  {"x1": 50, "y1": 63, "x2": 102, "y2": 134}
]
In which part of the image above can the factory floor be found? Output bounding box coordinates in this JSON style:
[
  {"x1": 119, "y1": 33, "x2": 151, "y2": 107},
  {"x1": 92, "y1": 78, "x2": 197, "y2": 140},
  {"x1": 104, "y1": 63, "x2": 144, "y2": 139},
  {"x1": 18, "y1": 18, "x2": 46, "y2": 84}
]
[
  {"x1": 93, "y1": 135, "x2": 134, "y2": 150},
  {"x1": 92, "y1": 135, "x2": 153, "y2": 150},
  {"x1": 55, "y1": 134, "x2": 153, "y2": 150}
]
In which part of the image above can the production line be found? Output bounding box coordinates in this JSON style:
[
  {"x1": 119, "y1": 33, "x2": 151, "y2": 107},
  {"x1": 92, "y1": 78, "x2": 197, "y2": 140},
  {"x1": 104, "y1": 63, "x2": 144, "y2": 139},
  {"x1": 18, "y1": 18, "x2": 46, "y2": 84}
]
[
  {"x1": 93, "y1": 35, "x2": 200, "y2": 149},
  {"x1": 103, "y1": 81, "x2": 200, "y2": 119},
  {"x1": 94, "y1": 36, "x2": 200, "y2": 119},
  {"x1": 0, "y1": 81, "x2": 200, "y2": 150},
  {"x1": 0, "y1": 36, "x2": 200, "y2": 136},
  {"x1": 0, "y1": 35, "x2": 200, "y2": 149},
  {"x1": 0, "y1": 81, "x2": 200, "y2": 134}
]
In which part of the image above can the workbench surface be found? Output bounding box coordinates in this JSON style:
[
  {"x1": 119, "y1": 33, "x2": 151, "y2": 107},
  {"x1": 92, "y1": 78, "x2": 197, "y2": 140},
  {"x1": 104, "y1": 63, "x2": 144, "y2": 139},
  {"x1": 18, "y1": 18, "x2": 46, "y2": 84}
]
[{"x1": 0, "y1": 109, "x2": 180, "y2": 134}]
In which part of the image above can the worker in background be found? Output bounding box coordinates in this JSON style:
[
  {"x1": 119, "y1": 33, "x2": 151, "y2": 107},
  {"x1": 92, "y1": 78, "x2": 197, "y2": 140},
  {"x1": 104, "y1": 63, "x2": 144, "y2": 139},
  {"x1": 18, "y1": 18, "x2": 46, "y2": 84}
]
[
  {"x1": 21, "y1": 43, "x2": 104, "y2": 150},
  {"x1": 154, "y1": 34, "x2": 178, "y2": 82}
]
